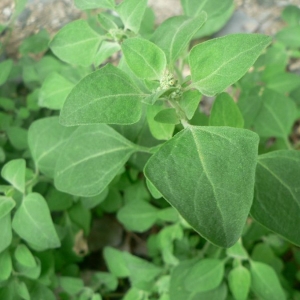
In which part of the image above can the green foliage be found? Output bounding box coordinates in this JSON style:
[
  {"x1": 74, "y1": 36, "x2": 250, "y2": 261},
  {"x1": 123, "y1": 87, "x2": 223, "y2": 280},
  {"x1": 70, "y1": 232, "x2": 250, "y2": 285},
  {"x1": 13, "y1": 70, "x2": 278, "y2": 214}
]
[{"x1": 1, "y1": 0, "x2": 300, "y2": 299}]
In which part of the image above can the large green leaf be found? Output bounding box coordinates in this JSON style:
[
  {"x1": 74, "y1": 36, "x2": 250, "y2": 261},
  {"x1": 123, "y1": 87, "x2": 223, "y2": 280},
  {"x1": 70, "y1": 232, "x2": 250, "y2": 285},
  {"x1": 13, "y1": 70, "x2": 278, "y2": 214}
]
[
  {"x1": 60, "y1": 64, "x2": 144, "y2": 126},
  {"x1": 251, "y1": 150, "x2": 300, "y2": 246},
  {"x1": 151, "y1": 13, "x2": 207, "y2": 65},
  {"x1": 55, "y1": 124, "x2": 136, "y2": 197},
  {"x1": 250, "y1": 261, "x2": 286, "y2": 300},
  {"x1": 50, "y1": 20, "x2": 103, "y2": 67},
  {"x1": 181, "y1": 0, "x2": 234, "y2": 38},
  {"x1": 189, "y1": 34, "x2": 271, "y2": 96},
  {"x1": 145, "y1": 125, "x2": 259, "y2": 247},
  {"x1": 117, "y1": 0, "x2": 147, "y2": 33},
  {"x1": 121, "y1": 37, "x2": 166, "y2": 80},
  {"x1": 28, "y1": 117, "x2": 76, "y2": 178},
  {"x1": 209, "y1": 93, "x2": 244, "y2": 128},
  {"x1": 12, "y1": 193, "x2": 61, "y2": 251},
  {"x1": 1, "y1": 159, "x2": 26, "y2": 193},
  {"x1": 74, "y1": 0, "x2": 115, "y2": 10},
  {"x1": 228, "y1": 265, "x2": 251, "y2": 300}
]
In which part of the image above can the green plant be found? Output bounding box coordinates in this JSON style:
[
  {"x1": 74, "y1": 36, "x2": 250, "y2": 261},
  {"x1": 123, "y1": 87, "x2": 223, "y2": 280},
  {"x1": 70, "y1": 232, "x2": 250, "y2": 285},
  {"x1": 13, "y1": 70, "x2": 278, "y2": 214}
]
[{"x1": 0, "y1": 0, "x2": 300, "y2": 299}]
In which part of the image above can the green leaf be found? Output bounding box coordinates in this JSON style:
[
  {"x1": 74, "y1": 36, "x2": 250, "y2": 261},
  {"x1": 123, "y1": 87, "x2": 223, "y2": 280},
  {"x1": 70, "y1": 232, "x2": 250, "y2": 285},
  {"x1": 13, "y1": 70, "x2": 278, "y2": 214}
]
[
  {"x1": 265, "y1": 72, "x2": 300, "y2": 94},
  {"x1": 50, "y1": 20, "x2": 103, "y2": 67},
  {"x1": 0, "y1": 197, "x2": 15, "y2": 219},
  {"x1": 0, "y1": 214, "x2": 12, "y2": 253},
  {"x1": 28, "y1": 117, "x2": 76, "y2": 178},
  {"x1": 154, "y1": 108, "x2": 180, "y2": 124},
  {"x1": 92, "y1": 272, "x2": 118, "y2": 291},
  {"x1": 147, "y1": 102, "x2": 175, "y2": 140},
  {"x1": 0, "y1": 59, "x2": 13, "y2": 86},
  {"x1": 19, "y1": 29, "x2": 50, "y2": 55},
  {"x1": 74, "y1": 0, "x2": 114, "y2": 10},
  {"x1": 183, "y1": 0, "x2": 234, "y2": 38},
  {"x1": 60, "y1": 277, "x2": 84, "y2": 295},
  {"x1": 69, "y1": 202, "x2": 91, "y2": 235},
  {"x1": 146, "y1": 178, "x2": 162, "y2": 199},
  {"x1": 178, "y1": 89, "x2": 202, "y2": 120},
  {"x1": 253, "y1": 89, "x2": 297, "y2": 138},
  {"x1": 228, "y1": 265, "x2": 251, "y2": 300},
  {"x1": 117, "y1": 0, "x2": 147, "y2": 33},
  {"x1": 39, "y1": 72, "x2": 74, "y2": 110},
  {"x1": 47, "y1": 188, "x2": 73, "y2": 212},
  {"x1": 60, "y1": 64, "x2": 144, "y2": 125},
  {"x1": 55, "y1": 124, "x2": 136, "y2": 197},
  {"x1": 6, "y1": 127, "x2": 28, "y2": 150},
  {"x1": 184, "y1": 259, "x2": 224, "y2": 293},
  {"x1": 15, "y1": 244, "x2": 37, "y2": 268},
  {"x1": 276, "y1": 26, "x2": 300, "y2": 48},
  {"x1": 117, "y1": 201, "x2": 158, "y2": 232},
  {"x1": 98, "y1": 13, "x2": 118, "y2": 31},
  {"x1": 122, "y1": 38, "x2": 166, "y2": 80},
  {"x1": 1, "y1": 159, "x2": 26, "y2": 193},
  {"x1": 151, "y1": 13, "x2": 207, "y2": 64},
  {"x1": 15, "y1": 280, "x2": 30, "y2": 300},
  {"x1": 28, "y1": 283, "x2": 56, "y2": 300},
  {"x1": 281, "y1": 5, "x2": 300, "y2": 27},
  {"x1": 81, "y1": 188, "x2": 108, "y2": 209},
  {"x1": 145, "y1": 126, "x2": 259, "y2": 247},
  {"x1": 189, "y1": 34, "x2": 271, "y2": 96},
  {"x1": 209, "y1": 93, "x2": 244, "y2": 128},
  {"x1": 250, "y1": 261, "x2": 286, "y2": 300},
  {"x1": 226, "y1": 239, "x2": 248, "y2": 260},
  {"x1": 251, "y1": 150, "x2": 300, "y2": 246},
  {"x1": 94, "y1": 41, "x2": 120, "y2": 66},
  {"x1": 12, "y1": 193, "x2": 61, "y2": 251},
  {"x1": 0, "y1": 250, "x2": 12, "y2": 281}
]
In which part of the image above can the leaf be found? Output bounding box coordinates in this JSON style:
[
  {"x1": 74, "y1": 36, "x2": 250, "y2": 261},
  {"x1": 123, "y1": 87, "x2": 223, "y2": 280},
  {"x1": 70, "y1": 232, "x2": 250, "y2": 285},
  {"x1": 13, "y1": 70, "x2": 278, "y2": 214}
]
[
  {"x1": 189, "y1": 34, "x2": 271, "y2": 96},
  {"x1": 0, "y1": 214, "x2": 12, "y2": 253},
  {"x1": 28, "y1": 117, "x2": 76, "y2": 178},
  {"x1": 19, "y1": 29, "x2": 50, "y2": 55},
  {"x1": 12, "y1": 193, "x2": 61, "y2": 251},
  {"x1": 144, "y1": 126, "x2": 259, "y2": 247},
  {"x1": 0, "y1": 250, "x2": 12, "y2": 281},
  {"x1": 250, "y1": 261, "x2": 286, "y2": 300},
  {"x1": 0, "y1": 59, "x2": 13, "y2": 86},
  {"x1": 178, "y1": 89, "x2": 202, "y2": 120},
  {"x1": 251, "y1": 150, "x2": 300, "y2": 246},
  {"x1": 276, "y1": 26, "x2": 300, "y2": 48},
  {"x1": 94, "y1": 41, "x2": 120, "y2": 66},
  {"x1": 117, "y1": 200, "x2": 158, "y2": 232},
  {"x1": 281, "y1": 5, "x2": 300, "y2": 27},
  {"x1": 60, "y1": 277, "x2": 84, "y2": 295},
  {"x1": 253, "y1": 89, "x2": 297, "y2": 138},
  {"x1": 228, "y1": 265, "x2": 251, "y2": 300},
  {"x1": 60, "y1": 64, "x2": 144, "y2": 126},
  {"x1": 0, "y1": 197, "x2": 15, "y2": 219},
  {"x1": 39, "y1": 72, "x2": 74, "y2": 110},
  {"x1": 98, "y1": 13, "x2": 118, "y2": 31},
  {"x1": 121, "y1": 38, "x2": 166, "y2": 80},
  {"x1": 181, "y1": 0, "x2": 234, "y2": 38},
  {"x1": 146, "y1": 178, "x2": 162, "y2": 199},
  {"x1": 74, "y1": 0, "x2": 114, "y2": 10},
  {"x1": 184, "y1": 259, "x2": 224, "y2": 293},
  {"x1": 226, "y1": 240, "x2": 248, "y2": 260},
  {"x1": 14, "y1": 244, "x2": 37, "y2": 268},
  {"x1": 151, "y1": 13, "x2": 207, "y2": 64},
  {"x1": 50, "y1": 20, "x2": 103, "y2": 67},
  {"x1": 209, "y1": 93, "x2": 244, "y2": 128},
  {"x1": 265, "y1": 73, "x2": 300, "y2": 95},
  {"x1": 1, "y1": 159, "x2": 26, "y2": 193},
  {"x1": 15, "y1": 281, "x2": 30, "y2": 300},
  {"x1": 6, "y1": 127, "x2": 28, "y2": 150},
  {"x1": 117, "y1": 0, "x2": 147, "y2": 33},
  {"x1": 54, "y1": 124, "x2": 136, "y2": 197},
  {"x1": 154, "y1": 108, "x2": 180, "y2": 124}
]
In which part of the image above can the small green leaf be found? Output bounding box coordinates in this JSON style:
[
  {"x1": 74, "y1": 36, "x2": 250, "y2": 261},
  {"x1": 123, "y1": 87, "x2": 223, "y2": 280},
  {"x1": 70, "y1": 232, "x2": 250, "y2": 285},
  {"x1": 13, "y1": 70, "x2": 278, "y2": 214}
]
[
  {"x1": 184, "y1": 259, "x2": 224, "y2": 293},
  {"x1": 6, "y1": 127, "x2": 28, "y2": 150},
  {"x1": 92, "y1": 272, "x2": 118, "y2": 291},
  {"x1": 154, "y1": 108, "x2": 180, "y2": 124},
  {"x1": 251, "y1": 150, "x2": 300, "y2": 246},
  {"x1": 122, "y1": 37, "x2": 166, "y2": 80},
  {"x1": 39, "y1": 72, "x2": 74, "y2": 110},
  {"x1": 265, "y1": 73, "x2": 300, "y2": 95},
  {"x1": 226, "y1": 239, "x2": 248, "y2": 260},
  {"x1": 0, "y1": 59, "x2": 13, "y2": 86},
  {"x1": 178, "y1": 89, "x2": 201, "y2": 120},
  {"x1": 28, "y1": 117, "x2": 76, "y2": 178},
  {"x1": 94, "y1": 41, "x2": 120, "y2": 66},
  {"x1": 145, "y1": 126, "x2": 259, "y2": 247},
  {"x1": 81, "y1": 188, "x2": 108, "y2": 209},
  {"x1": 281, "y1": 5, "x2": 300, "y2": 27},
  {"x1": 151, "y1": 13, "x2": 207, "y2": 64},
  {"x1": 60, "y1": 64, "x2": 144, "y2": 126},
  {"x1": 0, "y1": 250, "x2": 12, "y2": 281},
  {"x1": 0, "y1": 214, "x2": 12, "y2": 253},
  {"x1": 74, "y1": 0, "x2": 114, "y2": 10},
  {"x1": 0, "y1": 197, "x2": 15, "y2": 219},
  {"x1": 117, "y1": 0, "x2": 147, "y2": 33},
  {"x1": 189, "y1": 34, "x2": 271, "y2": 96},
  {"x1": 98, "y1": 13, "x2": 118, "y2": 31},
  {"x1": 12, "y1": 193, "x2": 61, "y2": 251},
  {"x1": 14, "y1": 256, "x2": 41, "y2": 280},
  {"x1": 15, "y1": 244, "x2": 37, "y2": 268},
  {"x1": 276, "y1": 26, "x2": 300, "y2": 48},
  {"x1": 117, "y1": 201, "x2": 158, "y2": 232},
  {"x1": 228, "y1": 265, "x2": 251, "y2": 300},
  {"x1": 146, "y1": 178, "x2": 162, "y2": 199},
  {"x1": 50, "y1": 20, "x2": 103, "y2": 67},
  {"x1": 250, "y1": 261, "x2": 286, "y2": 300},
  {"x1": 209, "y1": 93, "x2": 244, "y2": 128},
  {"x1": 15, "y1": 281, "x2": 30, "y2": 300},
  {"x1": 19, "y1": 29, "x2": 50, "y2": 55},
  {"x1": 28, "y1": 283, "x2": 56, "y2": 300},
  {"x1": 60, "y1": 277, "x2": 84, "y2": 295},
  {"x1": 55, "y1": 124, "x2": 136, "y2": 197},
  {"x1": 1, "y1": 159, "x2": 26, "y2": 193}
]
